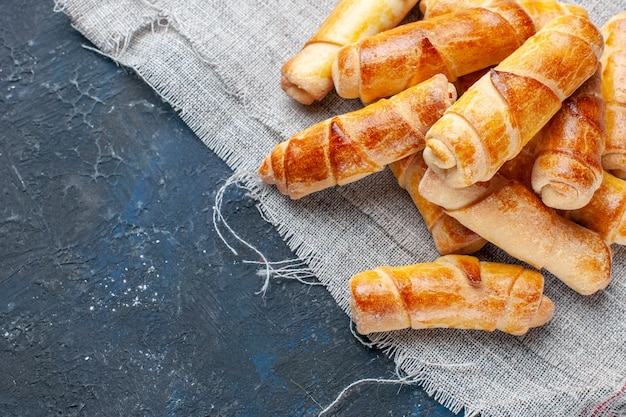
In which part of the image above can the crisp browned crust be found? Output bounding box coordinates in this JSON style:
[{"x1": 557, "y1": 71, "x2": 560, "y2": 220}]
[
  {"x1": 349, "y1": 254, "x2": 554, "y2": 336},
  {"x1": 564, "y1": 171, "x2": 626, "y2": 246},
  {"x1": 422, "y1": 15, "x2": 602, "y2": 188},
  {"x1": 280, "y1": 0, "x2": 420, "y2": 104},
  {"x1": 420, "y1": 0, "x2": 588, "y2": 30},
  {"x1": 600, "y1": 12, "x2": 626, "y2": 178},
  {"x1": 531, "y1": 68, "x2": 606, "y2": 210},
  {"x1": 516, "y1": 0, "x2": 588, "y2": 30},
  {"x1": 418, "y1": 171, "x2": 612, "y2": 295},
  {"x1": 259, "y1": 74, "x2": 456, "y2": 199},
  {"x1": 332, "y1": 0, "x2": 535, "y2": 104},
  {"x1": 390, "y1": 152, "x2": 487, "y2": 255}
]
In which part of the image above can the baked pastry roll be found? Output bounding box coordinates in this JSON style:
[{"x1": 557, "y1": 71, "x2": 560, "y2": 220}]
[
  {"x1": 259, "y1": 74, "x2": 456, "y2": 199},
  {"x1": 422, "y1": 15, "x2": 603, "y2": 188},
  {"x1": 280, "y1": 0, "x2": 419, "y2": 104},
  {"x1": 531, "y1": 68, "x2": 606, "y2": 210},
  {"x1": 600, "y1": 12, "x2": 626, "y2": 178},
  {"x1": 498, "y1": 140, "x2": 625, "y2": 245},
  {"x1": 563, "y1": 171, "x2": 626, "y2": 246},
  {"x1": 419, "y1": 0, "x2": 588, "y2": 30},
  {"x1": 331, "y1": 0, "x2": 534, "y2": 103},
  {"x1": 390, "y1": 151, "x2": 487, "y2": 255},
  {"x1": 418, "y1": 169, "x2": 612, "y2": 295},
  {"x1": 515, "y1": 0, "x2": 588, "y2": 30},
  {"x1": 349, "y1": 254, "x2": 554, "y2": 336}
]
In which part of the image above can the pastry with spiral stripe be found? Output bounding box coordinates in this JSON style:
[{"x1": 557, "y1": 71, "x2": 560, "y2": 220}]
[
  {"x1": 331, "y1": 0, "x2": 534, "y2": 103},
  {"x1": 390, "y1": 151, "x2": 487, "y2": 255},
  {"x1": 418, "y1": 168, "x2": 612, "y2": 295},
  {"x1": 259, "y1": 74, "x2": 456, "y2": 199},
  {"x1": 531, "y1": 68, "x2": 606, "y2": 210},
  {"x1": 600, "y1": 12, "x2": 626, "y2": 178},
  {"x1": 349, "y1": 254, "x2": 554, "y2": 336},
  {"x1": 564, "y1": 171, "x2": 626, "y2": 246},
  {"x1": 419, "y1": 0, "x2": 588, "y2": 30},
  {"x1": 422, "y1": 15, "x2": 603, "y2": 188},
  {"x1": 281, "y1": 0, "x2": 419, "y2": 104}
]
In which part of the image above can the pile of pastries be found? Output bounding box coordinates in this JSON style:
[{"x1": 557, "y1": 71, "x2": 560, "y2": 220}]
[{"x1": 258, "y1": 0, "x2": 626, "y2": 336}]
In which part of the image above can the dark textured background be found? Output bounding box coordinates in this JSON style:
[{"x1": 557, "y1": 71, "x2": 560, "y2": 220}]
[{"x1": 0, "y1": 1, "x2": 459, "y2": 416}]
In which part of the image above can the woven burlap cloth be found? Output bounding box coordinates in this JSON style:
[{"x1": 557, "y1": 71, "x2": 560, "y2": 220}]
[{"x1": 55, "y1": 1, "x2": 625, "y2": 415}]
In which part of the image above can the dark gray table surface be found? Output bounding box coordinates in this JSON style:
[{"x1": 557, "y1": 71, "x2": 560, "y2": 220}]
[{"x1": 0, "y1": 1, "x2": 459, "y2": 416}]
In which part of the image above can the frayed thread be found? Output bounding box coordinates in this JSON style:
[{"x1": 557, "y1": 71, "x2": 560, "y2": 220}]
[
  {"x1": 317, "y1": 365, "x2": 475, "y2": 417},
  {"x1": 317, "y1": 375, "x2": 418, "y2": 417},
  {"x1": 348, "y1": 320, "x2": 377, "y2": 349},
  {"x1": 55, "y1": 0, "x2": 172, "y2": 57},
  {"x1": 212, "y1": 171, "x2": 322, "y2": 296},
  {"x1": 79, "y1": 44, "x2": 123, "y2": 65},
  {"x1": 317, "y1": 320, "x2": 476, "y2": 416}
]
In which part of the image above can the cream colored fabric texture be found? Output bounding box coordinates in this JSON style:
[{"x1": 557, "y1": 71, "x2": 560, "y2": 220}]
[{"x1": 55, "y1": 1, "x2": 626, "y2": 416}]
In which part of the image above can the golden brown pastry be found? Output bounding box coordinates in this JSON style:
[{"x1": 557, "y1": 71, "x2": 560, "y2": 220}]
[
  {"x1": 259, "y1": 74, "x2": 456, "y2": 199},
  {"x1": 422, "y1": 15, "x2": 603, "y2": 188},
  {"x1": 531, "y1": 68, "x2": 606, "y2": 210},
  {"x1": 418, "y1": 169, "x2": 612, "y2": 295},
  {"x1": 349, "y1": 254, "x2": 554, "y2": 336},
  {"x1": 390, "y1": 151, "x2": 487, "y2": 255},
  {"x1": 600, "y1": 12, "x2": 626, "y2": 178},
  {"x1": 563, "y1": 170, "x2": 626, "y2": 246},
  {"x1": 331, "y1": 0, "x2": 534, "y2": 103},
  {"x1": 419, "y1": 0, "x2": 588, "y2": 30},
  {"x1": 499, "y1": 142, "x2": 624, "y2": 244},
  {"x1": 499, "y1": 70, "x2": 605, "y2": 210},
  {"x1": 280, "y1": 0, "x2": 419, "y2": 104},
  {"x1": 515, "y1": 0, "x2": 588, "y2": 30}
]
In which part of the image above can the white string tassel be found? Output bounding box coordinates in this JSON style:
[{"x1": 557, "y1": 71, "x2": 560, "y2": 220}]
[
  {"x1": 317, "y1": 376, "x2": 418, "y2": 416},
  {"x1": 212, "y1": 171, "x2": 322, "y2": 295},
  {"x1": 317, "y1": 319, "x2": 476, "y2": 416}
]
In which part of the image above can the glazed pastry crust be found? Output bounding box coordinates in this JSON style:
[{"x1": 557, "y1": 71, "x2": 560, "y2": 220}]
[
  {"x1": 349, "y1": 254, "x2": 555, "y2": 336},
  {"x1": 531, "y1": 68, "x2": 606, "y2": 210},
  {"x1": 419, "y1": 0, "x2": 588, "y2": 30},
  {"x1": 600, "y1": 11, "x2": 626, "y2": 178},
  {"x1": 331, "y1": 0, "x2": 534, "y2": 103},
  {"x1": 418, "y1": 169, "x2": 612, "y2": 295},
  {"x1": 281, "y1": 0, "x2": 419, "y2": 104},
  {"x1": 422, "y1": 15, "x2": 603, "y2": 188},
  {"x1": 564, "y1": 170, "x2": 626, "y2": 246},
  {"x1": 390, "y1": 152, "x2": 487, "y2": 255},
  {"x1": 260, "y1": 75, "x2": 456, "y2": 199}
]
